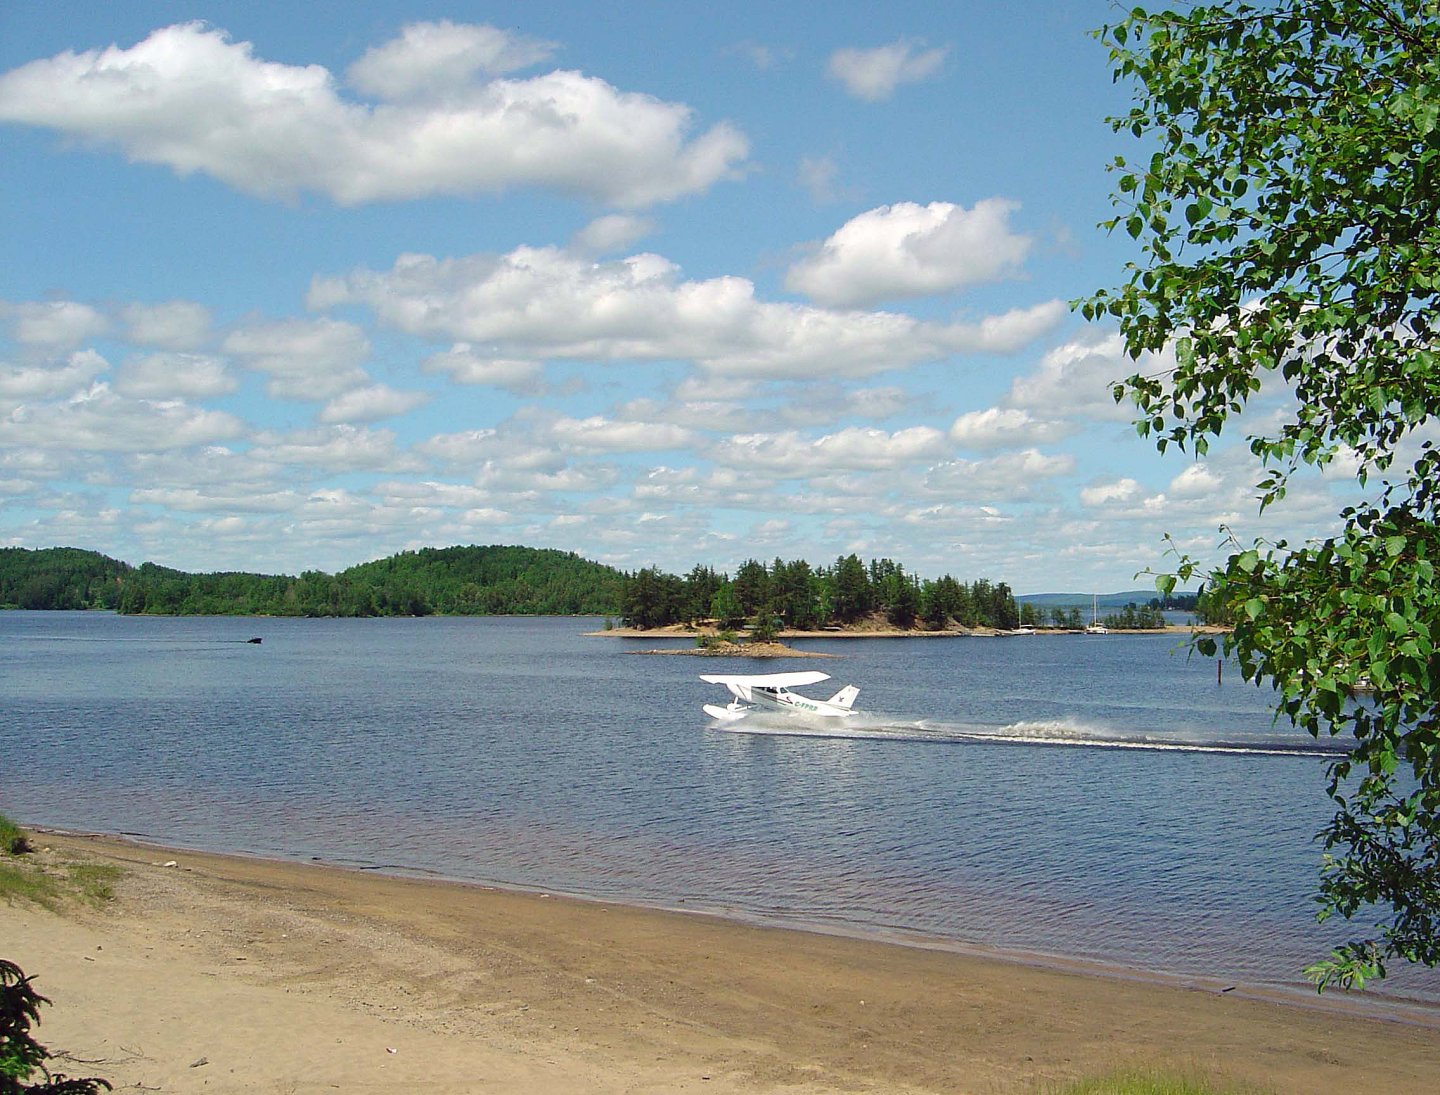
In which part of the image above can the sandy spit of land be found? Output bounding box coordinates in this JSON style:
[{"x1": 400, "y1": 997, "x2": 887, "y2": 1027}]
[
  {"x1": 6, "y1": 832, "x2": 1438, "y2": 1095},
  {"x1": 627, "y1": 640, "x2": 838, "y2": 658}
]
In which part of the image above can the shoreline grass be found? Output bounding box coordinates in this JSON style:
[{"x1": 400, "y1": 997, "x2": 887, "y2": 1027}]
[
  {"x1": 0, "y1": 813, "x2": 120, "y2": 909},
  {"x1": 1, "y1": 811, "x2": 32, "y2": 855}
]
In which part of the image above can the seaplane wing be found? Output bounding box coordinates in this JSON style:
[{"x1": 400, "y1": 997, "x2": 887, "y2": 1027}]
[
  {"x1": 700, "y1": 671, "x2": 858, "y2": 721},
  {"x1": 699, "y1": 671, "x2": 832, "y2": 689}
]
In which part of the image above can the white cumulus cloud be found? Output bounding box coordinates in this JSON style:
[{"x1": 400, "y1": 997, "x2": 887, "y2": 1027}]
[
  {"x1": 0, "y1": 349, "x2": 110, "y2": 401},
  {"x1": 1005, "y1": 328, "x2": 1153, "y2": 422},
  {"x1": 547, "y1": 414, "x2": 698, "y2": 453},
  {"x1": 0, "y1": 22, "x2": 749, "y2": 208},
  {"x1": 415, "y1": 429, "x2": 504, "y2": 469},
  {"x1": 7, "y1": 301, "x2": 108, "y2": 348},
  {"x1": 1080, "y1": 478, "x2": 1142, "y2": 507},
  {"x1": 949, "y1": 407, "x2": 1072, "y2": 450},
  {"x1": 0, "y1": 382, "x2": 244, "y2": 451},
  {"x1": 924, "y1": 449, "x2": 1076, "y2": 498},
  {"x1": 224, "y1": 317, "x2": 370, "y2": 400},
  {"x1": 318, "y1": 384, "x2": 430, "y2": 424},
  {"x1": 129, "y1": 486, "x2": 303, "y2": 514},
  {"x1": 346, "y1": 20, "x2": 557, "y2": 99},
  {"x1": 786, "y1": 199, "x2": 1032, "y2": 308},
  {"x1": 1167, "y1": 462, "x2": 1224, "y2": 500},
  {"x1": 420, "y1": 345, "x2": 544, "y2": 392},
  {"x1": 474, "y1": 461, "x2": 616, "y2": 495},
  {"x1": 711, "y1": 426, "x2": 948, "y2": 476},
  {"x1": 114, "y1": 353, "x2": 237, "y2": 399},
  {"x1": 126, "y1": 446, "x2": 279, "y2": 490},
  {"x1": 827, "y1": 39, "x2": 947, "y2": 102},
  {"x1": 311, "y1": 246, "x2": 1064, "y2": 382},
  {"x1": 121, "y1": 300, "x2": 212, "y2": 350},
  {"x1": 571, "y1": 214, "x2": 656, "y2": 256},
  {"x1": 249, "y1": 424, "x2": 417, "y2": 472}
]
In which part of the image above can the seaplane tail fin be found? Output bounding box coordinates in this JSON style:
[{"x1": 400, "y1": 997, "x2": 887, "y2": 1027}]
[{"x1": 828, "y1": 684, "x2": 859, "y2": 709}]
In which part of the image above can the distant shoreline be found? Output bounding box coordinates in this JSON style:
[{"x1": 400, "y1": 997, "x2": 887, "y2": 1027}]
[
  {"x1": 0, "y1": 608, "x2": 1227, "y2": 639},
  {"x1": 592, "y1": 623, "x2": 1227, "y2": 640}
]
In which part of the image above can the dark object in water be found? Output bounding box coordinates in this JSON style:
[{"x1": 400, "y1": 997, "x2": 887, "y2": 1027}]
[{"x1": 246, "y1": 637, "x2": 263, "y2": 644}]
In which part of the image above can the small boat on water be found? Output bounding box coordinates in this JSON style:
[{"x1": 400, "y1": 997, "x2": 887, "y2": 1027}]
[{"x1": 1084, "y1": 595, "x2": 1108, "y2": 635}]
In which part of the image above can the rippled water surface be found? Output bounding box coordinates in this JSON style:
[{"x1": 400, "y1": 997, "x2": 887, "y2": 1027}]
[{"x1": 4, "y1": 610, "x2": 1436, "y2": 1003}]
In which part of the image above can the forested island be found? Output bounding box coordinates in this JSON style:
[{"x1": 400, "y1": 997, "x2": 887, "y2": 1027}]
[
  {"x1": 622, "y1": 556, "x2": 1023, "y2": 633},
  {"x1": 619, "y1": 557, "x2": 1208, "y2": 634},
  {"x1": 0, "y1": 545, "x2": 1206, "y2": 629}
]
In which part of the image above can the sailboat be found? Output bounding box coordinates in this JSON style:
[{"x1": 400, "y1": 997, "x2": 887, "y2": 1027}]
[{"x1": 1084, "y1": 594, "x2": 1109, "y2": 635}]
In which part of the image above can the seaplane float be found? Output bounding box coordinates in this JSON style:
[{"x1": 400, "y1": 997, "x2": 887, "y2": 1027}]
[{"x1": 700, "y1": 671, "x2": 860, "y2": 722}]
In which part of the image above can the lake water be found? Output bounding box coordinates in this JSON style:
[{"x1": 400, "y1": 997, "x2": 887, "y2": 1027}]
[{"x1": 4, "y1": 610, "x2": 1437, "y2": 1005}]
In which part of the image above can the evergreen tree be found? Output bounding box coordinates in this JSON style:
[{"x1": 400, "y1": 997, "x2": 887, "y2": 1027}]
[
  {"x1": 709, "y1": 581, "x2": 745, "y2": 628},
  {"x1": 886, "y1": 570, "x2": 921, "y2": 629},
  {"x1": 771, "y1": 558, "x2": 819, "y2": 629},
  {"x1": 830, "y1": 554, "x2": 872, "y2": 623},
  {"x1": 682, "y1": 564, "x2": 722, "y2": 624},
  {"x1": 732, "y1": 559, "x2": 770, "y2": 616},
  {"x1": 621, "y1": 567, "x2": 678, "y2": 629}
]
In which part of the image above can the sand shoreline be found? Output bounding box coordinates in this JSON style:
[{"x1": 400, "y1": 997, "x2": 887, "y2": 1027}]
[
  {"x1": 65, "y1": 826, "x2": 1437, "y2": 1025},
  {"x1": 6, "y1": 830, "x2": 1440, "y2": 1094}
]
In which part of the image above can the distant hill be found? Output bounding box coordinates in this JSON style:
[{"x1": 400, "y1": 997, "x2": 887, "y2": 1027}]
[
  {"x1": 0, "y1": 545, "x2": 626, "y2": 617},
  {"x1": 332, "y1": 545, "x2": 626, "y2": 616},
  {"x1": 0, "y1": 546, "x2": 132, "y2": 610}
]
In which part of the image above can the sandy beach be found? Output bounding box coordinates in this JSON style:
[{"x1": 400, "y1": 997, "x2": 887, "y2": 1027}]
[{"x1": 4, "y1": 832, "x2": 1438, "y2": 1094}]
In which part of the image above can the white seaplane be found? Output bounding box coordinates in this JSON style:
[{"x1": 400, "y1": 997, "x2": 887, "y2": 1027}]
[{"x1": 700, "y1": 671, "x2": 860, "y2": 722}]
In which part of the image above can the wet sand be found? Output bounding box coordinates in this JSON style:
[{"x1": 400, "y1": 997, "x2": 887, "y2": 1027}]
[{"x1": 6, "y1": 831, "x2": 1438, "y2": 1094}]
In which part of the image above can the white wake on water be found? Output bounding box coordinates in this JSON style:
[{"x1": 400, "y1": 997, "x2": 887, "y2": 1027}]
[{"x1": 708, "y1": 712, "x2": 1347, "y2": 757}]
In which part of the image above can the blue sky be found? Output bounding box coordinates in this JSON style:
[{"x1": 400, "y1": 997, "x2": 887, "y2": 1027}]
[{"x1": 0, "y1": 2, "x2": 1353, "y2": 592}]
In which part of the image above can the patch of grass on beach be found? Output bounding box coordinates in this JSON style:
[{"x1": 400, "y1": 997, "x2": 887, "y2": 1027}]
[
  {"x1": 1046, "y1": 1069, "x2": 1271, "y2": 1095},
  {"x1": 66, "y1": 862, "x2": 122, "y2": 905},
  {"x1": 0, "y1": 811, "x2": 32, "y2": 855},
  {"x1": 0, "y1": 860, "x2": 62, "y2": 907},
  {"x1": 0, "y1": 815, "x2": 120, "y2": 910}
]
